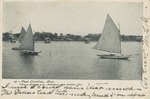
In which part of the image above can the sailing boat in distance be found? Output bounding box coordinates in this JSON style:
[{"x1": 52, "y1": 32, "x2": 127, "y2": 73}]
[
  {"x1": 12, "y1": 26, "x2": 26, "y2": 50},
  {"x1": 20, "y1": 24, "x2": 41, "y2": 55},
  {"x1": 93, "y1": 14, "x2": 130, "y2": 59}
]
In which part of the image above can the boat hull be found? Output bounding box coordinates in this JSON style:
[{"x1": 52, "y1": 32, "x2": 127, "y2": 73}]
[
  {"x1": 97, "y1": 54, "x2": 130, "y2": 59},
  {"x1": 12, "y1": 47, "x2": 23, "y2": 50},
  {"x1": 21, "y1": 50, "x2": 41, "y2": 55}
]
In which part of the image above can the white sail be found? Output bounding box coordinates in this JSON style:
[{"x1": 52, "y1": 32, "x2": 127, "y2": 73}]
[
  {"x1": 20, "y1": 24, "x2": 34, "y2": 51},
  {"x1": 16, "y1": 26, "x2": 26, "y2": 44},
  {"x1": 93, "y1": 14, "x2": 121, "y2": 54}
]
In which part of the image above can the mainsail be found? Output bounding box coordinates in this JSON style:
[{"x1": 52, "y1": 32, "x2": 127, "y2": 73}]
[
  {"x1": 16, "y1": 26, "x2": 26, "y2": 44},
  {"x1": 20, "y1": 24, "x2": 34, "y2": 51},
  {"x1": 93, "y1": 14, "x2": 121, "y2": 54}
]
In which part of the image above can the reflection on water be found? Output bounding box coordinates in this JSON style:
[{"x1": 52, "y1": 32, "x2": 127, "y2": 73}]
[
  {"x1": 3, "y1": 41, "x2": 142, "y2": 80},
  {"x1": 19, "y1": 55, "x2": 35, "y2": 78},
  {"x1": 94, "y1": 59, "x2": 121, "y2": 80},
  {"x1": 20, "y1": 54, "x2": 35, "y2": 65}
]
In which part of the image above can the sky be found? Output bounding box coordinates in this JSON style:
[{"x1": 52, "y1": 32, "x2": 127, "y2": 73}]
[{"x1": 3, "y1": 2, "x2": 143, "y2": 36}]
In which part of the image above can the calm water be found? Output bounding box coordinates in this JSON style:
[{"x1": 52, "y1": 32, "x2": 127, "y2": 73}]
[{"x1": 3, "y1": 41, "x2": 142, "y2": 80}]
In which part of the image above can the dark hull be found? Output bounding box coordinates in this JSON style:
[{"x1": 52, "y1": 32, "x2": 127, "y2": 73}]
[
  {"x1": 21, "y1": 50, "x2": 41, "y2": 55},
  {"x1": 12, "y1": 47, "x2": 22, "y2": 50},
  {"x1": 97, "y1": 54, "x2": 130, "y2": 59}
]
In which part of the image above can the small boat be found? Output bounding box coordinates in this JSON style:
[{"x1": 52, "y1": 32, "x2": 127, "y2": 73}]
[
  {"x1": 20, "y1": 24, "x2": 41, "y2": 55},
  {"x1": 11, "y1": 39, "x2": 16, "y2": 43},
  {"x1": 93, "y1": 14, "x2": 130, "y2": 59},
  {"x1": 9, "y1": 34, "x2": 17, "y2": 43},
  {"x1": 44, "y1": 37, "x2": 51, "y2": 43},
  {"x1": 12, "y1": 27, "x2": 26, "y2": 50},
  {"x1": 84, "y1": 38, "x2": 90, "y2": 44}
]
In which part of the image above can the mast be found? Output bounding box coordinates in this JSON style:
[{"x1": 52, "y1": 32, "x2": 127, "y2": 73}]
[
  {"x1": 33, "y1": 30, "x2": 35, "y2": 51},
  {"x1": 118, "y1": 23, "x2": 122, "y2": 54},
  {"x1": 33, "y1": 35, "x2": 35, "y2": 51}
]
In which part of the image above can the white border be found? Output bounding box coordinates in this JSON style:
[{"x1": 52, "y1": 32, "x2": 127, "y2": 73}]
[{"x1": 0, "y1": 0, "x2": 150, "y2": 99}]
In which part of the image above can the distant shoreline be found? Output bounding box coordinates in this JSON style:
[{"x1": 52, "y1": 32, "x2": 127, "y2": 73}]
[{"x1": 3, "y1": 32, "x2": 143, "y2": 42}]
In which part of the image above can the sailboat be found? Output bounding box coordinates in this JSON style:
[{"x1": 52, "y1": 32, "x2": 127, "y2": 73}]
[
  {"x1": 20, "y1": 24, "x2": 41, "y2": 55},
  {"x1": 93, "y1": 14, "x2": 130, "y2": 59},
  {"x1": 12, "y1": 27, "x2": 26, "y2": 50}
]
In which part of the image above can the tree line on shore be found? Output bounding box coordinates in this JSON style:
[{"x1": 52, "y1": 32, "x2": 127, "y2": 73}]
[{"x1": 3, "y1": 32, "x2": 143, "y2": 42}]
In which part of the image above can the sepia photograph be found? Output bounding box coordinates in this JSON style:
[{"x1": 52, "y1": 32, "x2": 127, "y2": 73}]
[{"x1": 2, "y1": 2, "x2": 143, "y2": 80}]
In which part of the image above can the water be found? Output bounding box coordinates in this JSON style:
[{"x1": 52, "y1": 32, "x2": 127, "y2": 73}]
[{"x1": 3, "y1": 41, "x2": 142, "y2": 80}]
